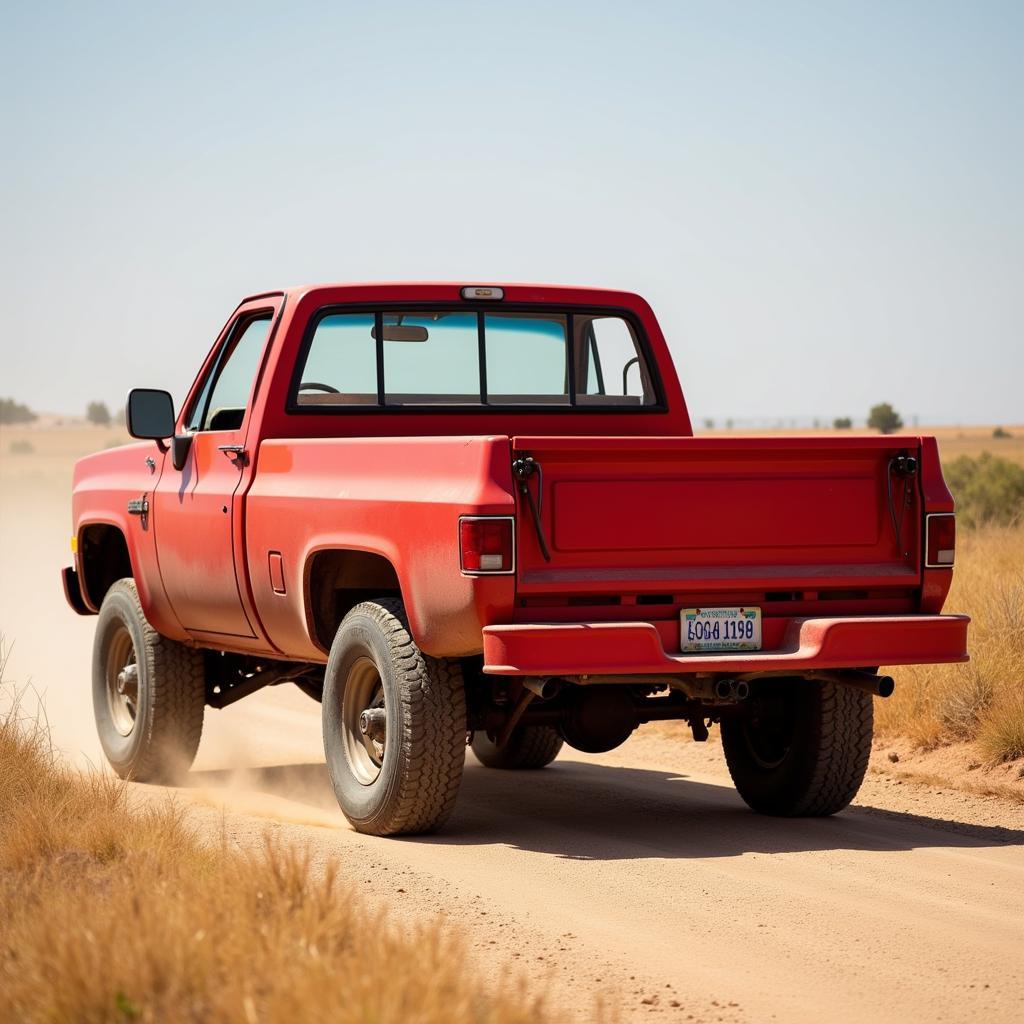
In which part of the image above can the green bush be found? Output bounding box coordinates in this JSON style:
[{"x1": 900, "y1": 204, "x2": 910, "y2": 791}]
[
  {"x1": 993, "y1": 426, "x2": 1012, "y2": 439},
  {"x1": 833, "y1": 416, "x2": 852, "y2": 429},
  {"x1": 944, "y1": 453, "x2": 1024, "y2": 527},
  {"x1": 0, "y1": 398, "x2": 36, "y2": 425},
  {"x1": 86, "y1": 401, "x2": 111, "y2": 426}
]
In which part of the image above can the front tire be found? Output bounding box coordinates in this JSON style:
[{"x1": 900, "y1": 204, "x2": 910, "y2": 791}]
[
  {"x1": 92, "y1": 579, "x2": 205, "y2": 782},
  {"x1": 721, "y1": 677, "x2": 872, "y2": 816},
  {"x1": 471, "y1": 726, "x2": 563, "y2": 769},
  {"x1": 322, "y1": 599, "x2": 467, "y2": 836}
]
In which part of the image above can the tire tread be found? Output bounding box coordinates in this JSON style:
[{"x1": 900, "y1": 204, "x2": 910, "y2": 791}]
[
  {"x1": 96, "y1": 579, "x2": 205, "y2": 782},
  {"x1": 340, "y1": 599, "x2": 466, "y2": 835}
]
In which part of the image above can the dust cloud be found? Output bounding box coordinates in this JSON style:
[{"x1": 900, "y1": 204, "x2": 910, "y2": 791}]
[{"x1": 0, "y1": 423, "x2": 329, "y2": 806}]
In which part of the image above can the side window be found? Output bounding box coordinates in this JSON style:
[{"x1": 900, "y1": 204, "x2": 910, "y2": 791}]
[
  {"x1": 296, "y1": 313, "x2": 378, "y2": 406},
  {"x1": 578, "y1": 316, "x2": 655, "y2": 406},
  {"x1": 187, "y1": 314, "x2": 272, "y2": 431},
  {"x1": 484, "y1": 313, "x2": 568, "y2": 403}
]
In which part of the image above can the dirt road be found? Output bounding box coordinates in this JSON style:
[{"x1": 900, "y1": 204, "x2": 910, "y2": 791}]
[
  {"x1": 3, "y1": 428, "x2": 1023, "y2": 1023},
  {"x1": 153, "y1": 686, "x2": 1021, "y2": 1024}
]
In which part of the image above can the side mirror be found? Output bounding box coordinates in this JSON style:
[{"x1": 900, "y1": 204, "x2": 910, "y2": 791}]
[{"x1": 126, "y1": 388, "x2": 176, "y2": 441}]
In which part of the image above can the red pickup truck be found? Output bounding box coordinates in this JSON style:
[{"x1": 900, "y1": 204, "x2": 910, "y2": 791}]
[{"x1": 64, "y1": 283, "x2": 968, "y2": 835}]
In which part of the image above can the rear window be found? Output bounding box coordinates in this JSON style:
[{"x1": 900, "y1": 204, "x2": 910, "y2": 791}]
[{"x1": 291, "y1": 307, "x2": 659, "y2": 409}]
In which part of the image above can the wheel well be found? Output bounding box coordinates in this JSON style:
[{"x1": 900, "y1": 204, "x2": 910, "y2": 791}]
[
  {"x1": 306, "y1": 549, "x2": 402, "y2": 650},
  {"x1": 80, "y1": 524, "x2": 132, "y2": 608}
]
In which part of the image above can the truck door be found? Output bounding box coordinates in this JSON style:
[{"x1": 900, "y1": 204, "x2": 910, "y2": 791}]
[{"x1": 151, "y1": 300, "x2": 280, "y2": 639}]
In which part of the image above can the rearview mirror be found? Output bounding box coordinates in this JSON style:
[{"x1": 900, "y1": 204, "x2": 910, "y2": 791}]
[
  {"x1": 371, "y1": 324, "x2": 429, "y2": 343},
  {"x1": 126, "y1": 388, "x2": 176, "y2": 440}
]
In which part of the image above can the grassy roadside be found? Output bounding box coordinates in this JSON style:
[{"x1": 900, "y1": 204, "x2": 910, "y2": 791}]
[
  {"x1": 880, "y1": 523, "x2": 1024, "y2": 764},
  {"x1": 0, "y1": 700, "x2": 552, "y2": 1024}
]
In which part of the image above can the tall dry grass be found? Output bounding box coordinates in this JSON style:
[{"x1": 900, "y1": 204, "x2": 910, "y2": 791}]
[
  {"x1": 878, "y1": 523, "x2": 1024, "y2": 762},
  {"x1": 0, "y1": 696, "x2": 558, "y2": 1024}
]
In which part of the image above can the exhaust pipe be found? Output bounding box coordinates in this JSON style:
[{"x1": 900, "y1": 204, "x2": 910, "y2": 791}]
[
  {"x1": 713, "y1": 679, "x2": 750, "y2": 701},
  {"x1": 524, "y1": 677, "x2": 562, "y2": 700},
  {"x1": 495, "y1": 678, "x2": 561, "y2": 748},
  {"x1": 809, "y1": 670, "x2": 895, "y2": 698}
]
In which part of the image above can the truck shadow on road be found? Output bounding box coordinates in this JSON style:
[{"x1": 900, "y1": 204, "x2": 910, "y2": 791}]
[{"x1": 185, "y1": 758, "x2": 1024, "y2": 860}]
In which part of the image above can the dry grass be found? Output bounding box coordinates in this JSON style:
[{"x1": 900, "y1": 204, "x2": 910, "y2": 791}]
[
  {"x1": 878, "y1": 524, "x2": 1024, "y2": 762},
  {"x1": 0, "y1": 696, "x2": 557, "y2": 1024}
]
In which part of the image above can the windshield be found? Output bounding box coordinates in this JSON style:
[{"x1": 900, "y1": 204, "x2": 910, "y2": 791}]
[{"x1": 292, "y1": 307, "x2": 659, "y2": 409}]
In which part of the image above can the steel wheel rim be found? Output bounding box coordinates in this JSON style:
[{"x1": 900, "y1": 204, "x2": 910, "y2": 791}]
[
  {"x1": 741, "y1": 693, "x2": 794, "y2": 770},
  {"x1": 106, "y1": 625, "x2": 139, "y2": 737},
  {"x1": 342, "y1": 656, "x2": 386, "y2": 785}
]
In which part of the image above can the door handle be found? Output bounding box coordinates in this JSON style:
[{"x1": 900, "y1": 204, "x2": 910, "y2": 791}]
[{"x1": 217, "y1": 445, "x2": 249, "y2": 466}]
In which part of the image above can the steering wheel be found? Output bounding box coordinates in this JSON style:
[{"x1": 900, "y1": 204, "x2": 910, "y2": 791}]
[{"x1": 298, "y1": 382, "x2": 341, "y2": 394}]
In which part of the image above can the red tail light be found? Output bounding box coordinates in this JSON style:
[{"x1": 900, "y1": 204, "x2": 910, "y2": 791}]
[
  {"x1": 925, "y1": 513, "x2": 955, "y2": 568},
  {"x1": 459, "y1": 517, "x2": 515, "y2": 574}
]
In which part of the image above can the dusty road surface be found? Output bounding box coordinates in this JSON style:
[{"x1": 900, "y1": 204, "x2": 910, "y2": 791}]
[
  {"x1": 3, "y1": 425, "x2": 1024, "y2": 1023},
  {"x1": 156, "y1": 690, "x2": 1024, "y2": 1024}
]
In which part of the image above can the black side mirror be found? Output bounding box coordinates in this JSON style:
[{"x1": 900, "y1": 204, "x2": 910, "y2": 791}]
[{"x1": 126, "y1": 388, "x2": 176, "y2": 441}]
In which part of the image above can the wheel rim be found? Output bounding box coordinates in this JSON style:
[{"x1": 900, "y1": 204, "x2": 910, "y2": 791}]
[
  {"x1": 106, "y1": 625, "x2": 139, "y2": 737},
  {"x1": 740, "y1": 692, "x2": 796, "y2": 770},
  {"x1": 341, "y1": 656, "x2": 387, "y2": 785}
]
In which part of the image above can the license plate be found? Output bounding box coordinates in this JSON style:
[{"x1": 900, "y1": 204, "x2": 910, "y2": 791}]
[{"x1": 681, "y1": 606, "x2": 762, "y2": 652}]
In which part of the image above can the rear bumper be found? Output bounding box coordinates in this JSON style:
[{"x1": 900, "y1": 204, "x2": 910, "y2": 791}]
[{"x1": 482, "y1": 614, "x2": 970, "y2": 677}]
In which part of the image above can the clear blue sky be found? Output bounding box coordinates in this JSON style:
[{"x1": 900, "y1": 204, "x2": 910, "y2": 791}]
[{"x1": 2, "y1": 1, "x2": 1021, "y2": 425}]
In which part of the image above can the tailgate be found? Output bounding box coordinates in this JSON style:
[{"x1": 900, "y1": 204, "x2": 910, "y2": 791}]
[{"x1": 511, "y1": 435, "x2": 925, "y2": 617}]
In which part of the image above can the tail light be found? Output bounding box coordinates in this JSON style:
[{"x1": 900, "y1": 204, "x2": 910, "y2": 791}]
[
  {"x1": 925, "y1": 513, "x2": 955, "y2": 568},
  {"x1": 459, "y1": 516, "x2": 515, "y2": 574}
]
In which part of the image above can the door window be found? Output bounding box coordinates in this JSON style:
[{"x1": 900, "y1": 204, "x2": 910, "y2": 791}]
[{"x1": 187, "y1": 314, "x2": 273, "y2": 431}]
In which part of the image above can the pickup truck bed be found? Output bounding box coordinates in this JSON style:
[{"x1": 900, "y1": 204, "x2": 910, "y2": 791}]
[{"x1": 65, "y1": 281, "x2": 968, "y2": 835}]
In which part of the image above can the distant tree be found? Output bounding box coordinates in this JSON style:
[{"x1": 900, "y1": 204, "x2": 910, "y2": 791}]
[
  {"x1": 702, "y1": 417, "x2": 715, "y2": 430},
  {"x1": 86, "y1": 401, "x2": 111, "y2": 426},
  {"x1": 993, "y1": 426, "x2": 1012, "y2": 439},
  {"x1": 725, "y1": 418, "x2": 734, "y2": 430},
  {"x1": 867, "y1": 402, "x2": 903, "y2": 435},
  {"x1": 0, "y1": 397, "x2": 37, "y2": 425},
  {"x1": 833, "y1": 416, "x2": 853, "y2": 429}
]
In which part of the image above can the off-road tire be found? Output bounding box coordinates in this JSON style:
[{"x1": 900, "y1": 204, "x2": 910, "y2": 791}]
[
  {"x1": 322, "y1": 598, "x2": 467, "y2": 836},
  {"x1": 721, "y1": 678, "x2": 872, "y2": 816},
  {"x1": 92, "y1": 578, "x2": 205, "y2": 783},
  {"x1": 471, "y1": 726, "x2": 563, "y2": 769}
]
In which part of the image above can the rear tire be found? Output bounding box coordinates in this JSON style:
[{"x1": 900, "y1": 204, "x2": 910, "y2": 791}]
[
  {"x1": 721, "y1": 677, "x2": 872, "y2": 816},
  {"x1": 471, "y1": 725, "x2": 563, "y2": 769},
  {"x1": 92, "y1": 579, "x2": 205, "y2": 783},
  {"x1": 322, "y1": 599, "x2": 467, "y2": 836}
]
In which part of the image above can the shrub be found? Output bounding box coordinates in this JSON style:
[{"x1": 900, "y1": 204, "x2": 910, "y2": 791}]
[
  {"x1": 993, "y1": 426, "x2": 1012, "y2": 439},
  {"x1": 86, "y1": 401, "x2": 111, "y2": 426},
  {"x1": 867, "y1": 402, "x2": 902, "y2": 434},
  {"x1": 9, "y1": 440, "x2": 34, "y2": 455},
  {"x1": 978, "y1": 695, "x2": 1024, "y2": 764},
  {"x1": 833, "y1": 417, "x2": 852, "y2": 429},
  {"x1": 0, "y1": 398, "x2": 36, "y2": 425},
  {"x1": 944, "y1": 453, "x2": 1024, "y2": 528}
]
